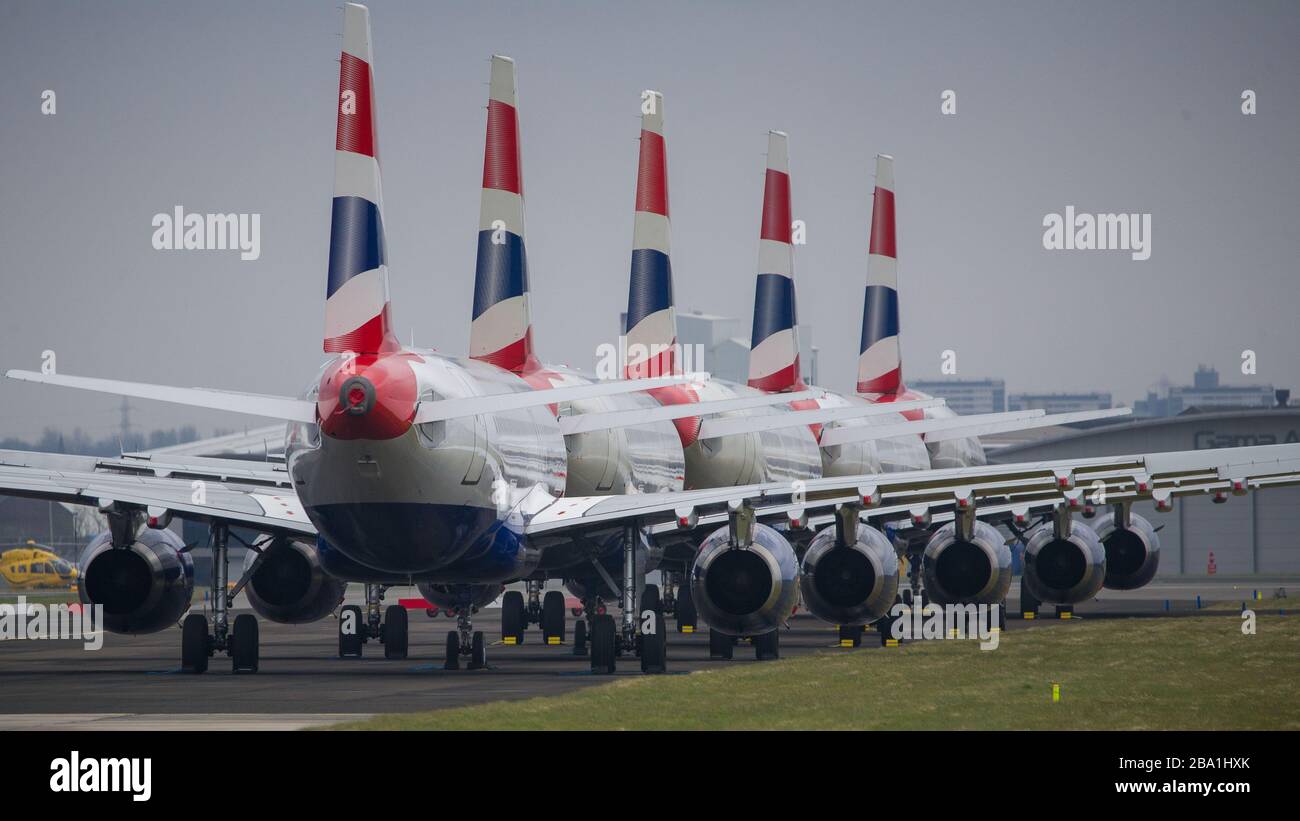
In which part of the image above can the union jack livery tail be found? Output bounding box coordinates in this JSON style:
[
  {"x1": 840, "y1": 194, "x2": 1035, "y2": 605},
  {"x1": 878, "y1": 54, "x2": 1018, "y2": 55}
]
[
  {"x1": 747, "y1": 131, "x2": 803, "y2": 392},
  {"x1": 857, "y1": 153, "x2": 903, "y2": 396},
  {"x1": 469, "y1": 55, "x2": 537, "y2": 374},
  {"x1": 324, "y1": 3, "x2": 398, "y2": 355},
  {"x1": 624, "y1": 91, "x2": 677, "y2": 380}
]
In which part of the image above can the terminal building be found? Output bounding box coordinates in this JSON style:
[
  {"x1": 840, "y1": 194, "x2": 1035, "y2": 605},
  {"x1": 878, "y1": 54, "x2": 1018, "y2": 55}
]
[
  {"x1": 989, "y1": 406, "x2": 1300, "y2": 575},
  {"x1": 1009, "y1": 391, "x2": 1113, "y2": 414}
]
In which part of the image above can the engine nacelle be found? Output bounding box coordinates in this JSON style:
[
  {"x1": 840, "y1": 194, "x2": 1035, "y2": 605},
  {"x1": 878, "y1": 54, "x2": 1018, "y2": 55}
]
[
  {"x1": 417, "y1": 583, "x2": 503, "y2": 613},
  {"x1": 799, "y1": 522, "x2": 899, "y2": 625},
  {"x1": 79, "y1": 528, "x2": 194, "y2": 635},
  {"x1": 1022, "y1": 520, "x2": 1106, "y2": 604},
  {"x1": 921, "y1": 520, "x2": 1013, "y2": 605},
  {"x1": 1092, "y1": 511, "x2": 1160, "y2": 590},
  {"x1": 690, "y1": 522, "x2": 799, "y2": 636},
  {"x1": 243, "y1": 536, "x2": 347, "y2": 624}
]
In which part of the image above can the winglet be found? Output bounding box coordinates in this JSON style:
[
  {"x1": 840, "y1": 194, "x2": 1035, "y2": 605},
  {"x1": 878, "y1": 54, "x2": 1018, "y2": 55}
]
[
  {"x1": 325, "y1": 3, "x2": 399, "y2": 355},
  {"x1": 469, "y1": 55, "x2": 538, "y2": 374}
]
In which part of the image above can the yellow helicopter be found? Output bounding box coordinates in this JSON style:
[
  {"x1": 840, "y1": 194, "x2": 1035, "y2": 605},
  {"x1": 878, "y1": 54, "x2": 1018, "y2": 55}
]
[{"x1": 0, "y1": 541, "x2": 79, "y2": 590}]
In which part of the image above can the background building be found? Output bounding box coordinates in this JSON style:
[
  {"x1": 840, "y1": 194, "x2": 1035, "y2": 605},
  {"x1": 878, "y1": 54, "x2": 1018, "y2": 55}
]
[
  {"x1": 619, "y1": 310, "x2": 817, "y2": 386},
  {"x1": 908, "y1": 378, "x2": 1006, "y2": 415},
  {"x1": 1134, "y1": 365, "x2": 1276, "y2": 417},
  {"x1": 1009, "y1": 392, "x2": 1113, "y2": 413}
]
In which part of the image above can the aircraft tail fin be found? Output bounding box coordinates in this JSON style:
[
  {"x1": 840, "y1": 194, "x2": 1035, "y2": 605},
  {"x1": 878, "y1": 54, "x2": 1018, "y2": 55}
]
[
  {"x1": 747, "y1": 131, "x2": 803, "y2": 392},
  {"x1": 470, "y1": 55, "x2": 537, "y2": 373},
  {"x1": 624, "y1": 91, "x2": 679, "y2": 379},
  {"x1": 324, "y1": 3, "x2": 399, "y2": 355},
  {"x1": 857, "y1": 153, "x2": 903, "y2": 395}
]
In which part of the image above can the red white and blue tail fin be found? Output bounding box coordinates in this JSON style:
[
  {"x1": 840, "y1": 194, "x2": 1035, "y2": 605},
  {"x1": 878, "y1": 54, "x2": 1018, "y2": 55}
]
[
  {"x1": 857, "y1": 154, "x2": 903, "y2": 396},
  {"x1": 624, "y1": 91, "x2": 678, "y2": 379},
  {"x1": 469, "y1": 55, "x2": 537, "y2": 374},
  {"x1": 747, "y1": 131, "x2": 803, "y2": 392},
  {"x1": 325, "y1": 3, "x2": 398, "y2": 355}
]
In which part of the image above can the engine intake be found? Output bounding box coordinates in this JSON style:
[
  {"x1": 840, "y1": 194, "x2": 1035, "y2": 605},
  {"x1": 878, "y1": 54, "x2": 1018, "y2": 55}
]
[
  {"x1": 690, "y1": 522, "x2": 798, "y2": 636},
  {"x1": 921, "y1": 520, "x2": 1012, "y2": 605},
  {"x1": 799, "y1": 522, "x2": 898, "y2": 625},
  {"x1": 1092, "y1": 510, "x2": 1160, "y2": 590},
  {"x1": 78, "y1": 528, "x2": 194, "y2": 634},
  {"x1": 1022, "y1": 519, "x2": 1106, "y2": 604},
  {"x1": 243, "y1": 536, "x2": 347, "y2": 624}
]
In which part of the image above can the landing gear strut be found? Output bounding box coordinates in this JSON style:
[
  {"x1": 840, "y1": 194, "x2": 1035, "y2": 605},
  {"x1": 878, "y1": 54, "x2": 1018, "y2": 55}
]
[
  {"x1": 181, "y1": 523, "x2": 259, "y2": 674},
  {"x1": 588, "y1": 521, "x2": 666, "y2": 675},
  {"x1": 444, "y1": 591, "x2": 486, "y2": 670}
]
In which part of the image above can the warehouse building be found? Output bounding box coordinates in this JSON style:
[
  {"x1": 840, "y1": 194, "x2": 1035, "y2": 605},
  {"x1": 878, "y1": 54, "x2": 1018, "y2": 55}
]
[{"x1": 991, "y1": 407, "x2": 1300, "y2": 574}]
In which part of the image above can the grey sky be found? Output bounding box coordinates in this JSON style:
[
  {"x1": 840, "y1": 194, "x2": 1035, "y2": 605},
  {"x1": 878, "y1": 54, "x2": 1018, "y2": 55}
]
[{"x1": 1, "y1": 0, "x2": 1297, "y2": 440}]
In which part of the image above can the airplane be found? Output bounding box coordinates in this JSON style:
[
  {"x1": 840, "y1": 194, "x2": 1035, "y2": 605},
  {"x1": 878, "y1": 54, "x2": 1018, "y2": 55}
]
[
  {"x1": 2, "y1": 3, "x2": 1298, "y2": 677},
  {"x1": 0, "y1": 542, "x2": 78, "y2": 590}
]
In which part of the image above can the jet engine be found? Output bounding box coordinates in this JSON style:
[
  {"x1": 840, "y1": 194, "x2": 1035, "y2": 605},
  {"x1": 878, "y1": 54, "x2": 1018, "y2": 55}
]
[
  {"x1": 78, "y1": 528, "x2": 194, "y2": 635},
  {"x1": 1022, "y1": 519, "x2": 1106, "y2": 604},
  {"x1": 921, "y1": 520, "x2": 1012, "y2": 605},
  {"x1": 799, "y1": 519, "x2": 899, "y2": 625},
  {"x1": 1092, "y1": 509, "x2": 1160, "y2": 590},
  {"x1": 242, "y1": 536, "x2": 347, "y2": 624},
  {"x1": 417, "y1": 582, "x2": 504, "y2": 613},
  {"x1": 689, "y1": 522, "x2": 799, "y2": 636}
]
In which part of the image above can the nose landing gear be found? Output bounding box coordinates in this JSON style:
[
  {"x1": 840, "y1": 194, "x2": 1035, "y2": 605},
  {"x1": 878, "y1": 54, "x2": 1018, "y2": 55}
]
[
  {"x1": 444, "y1": 597, "x2": 486, "y2": 670},
  {"x1": 335, "y1": 584, "x2": 408, "y2": 659}
]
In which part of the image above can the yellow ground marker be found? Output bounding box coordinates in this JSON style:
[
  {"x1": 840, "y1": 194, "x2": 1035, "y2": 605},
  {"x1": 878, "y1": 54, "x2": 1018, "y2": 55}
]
[
  {"x1": 503, "y1": 636, "x2": 517, "y2": 645},
  {"x1": 547, "y1": 636, "x2": 561, "y2": 645},
  {"x1": 885, "y1": 638, "x2": 899, "y2": 647},
  {"x1": 1023, "y1": 612, "x2": 1036, "y2": 619},
  {"x1": 839, "y1": 639, "x2": 855, "y2": 647},
  {"x1": 681, "y1": 625, "x2": 694, "y2": 633},
  {"x1": 1052, "y1": 683, "x2": 1061, "y2": 703},
  {"x1": 1059, "y1": 612, "x2": 1072, "y2": 620}
]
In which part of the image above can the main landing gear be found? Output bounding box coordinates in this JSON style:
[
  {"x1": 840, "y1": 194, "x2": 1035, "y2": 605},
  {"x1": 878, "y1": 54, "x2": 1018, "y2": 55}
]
[
  {"x1": 181, "y1": 523, "x2": 259, "y2": 674},
  {"x1": 501, "y1": 582, "x2": 567, "y2": 646},
  {"x1": 585, "y1": 522, "x2": 668, "y2": 675},
  {"x1": 337, "y1": 584, "x2": 408, "y2": 660}
]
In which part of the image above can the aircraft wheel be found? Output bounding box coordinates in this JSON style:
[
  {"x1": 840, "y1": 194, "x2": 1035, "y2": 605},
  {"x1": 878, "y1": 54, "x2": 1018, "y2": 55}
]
[
  {"x1": 640, "y1": 612, "x2": 667, "y2": 674},
  {"x1": 709, "y1": 628, "x2": 733, "y2": 661},
  {"x1": 231, "y1": 613, "x2": 259, "y2": 674},
  {"x1": 541, "y1": 590, "x2": 566, "y2": 644},
  {"x1": 640, "y1": 583, "x2": 661, "y2": 613},
  {"x1": 444, "y1": 631, "x2": 460, "y2": 670},
  {"x1": 181, "y1": 613, "x2": 209, "y2": 674},
  {"x1": 675, "y1": 586, "x2": 697, "y2": 633},
  {"x1": 590, "y1": 614, "x2": 617, "y2": 674},
  {"x1": 572, "y1": 619, "x2": 588, "y2": 657},
  {"x1": 383, "y1": 605, "x2": 408, "y2": 660},
  {"x1": 469, "y1": 631, "x2": 487, "y2": 670},
  {"x1": 501, "y1": 590, "x2": 526, "y2": 645},
  {"x1": 338, "y1": 605, "x2": 364, "y2": 658},
  {"x1": 839, "y1": 624, "x2": 862, "y2": 648},
  {"x1": 754, "y1": 629, "x2": 780, "y2": 661}
]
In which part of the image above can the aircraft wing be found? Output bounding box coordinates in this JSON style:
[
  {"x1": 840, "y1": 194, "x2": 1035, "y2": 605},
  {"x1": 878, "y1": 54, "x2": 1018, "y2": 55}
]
[
  {"x1": 526, "y1": 442, "x2": 1300, "y2": 538},
  {"x1": 6, "y1": 369, "x2": 705, "y2": 426},
  {"x1": 0, "y1": 449, "x2": 313, "y2": 536}
]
